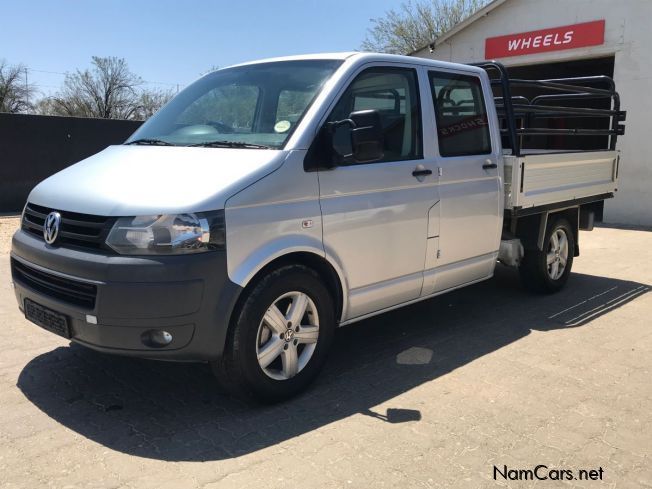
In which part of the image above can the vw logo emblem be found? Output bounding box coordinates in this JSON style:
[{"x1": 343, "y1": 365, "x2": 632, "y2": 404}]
[
  {"x1": 43, "y1": 211, "x2": 61, "y2": 245},
  {"x1": 283, "y1": 329, "x2": 295, "y2": 342}
]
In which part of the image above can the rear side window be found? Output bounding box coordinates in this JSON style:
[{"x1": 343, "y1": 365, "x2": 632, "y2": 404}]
[{"x1": 429, "y1": 72, "x2": 491, "y2": 157}]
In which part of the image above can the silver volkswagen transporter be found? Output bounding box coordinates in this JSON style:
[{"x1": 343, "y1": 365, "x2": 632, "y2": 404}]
[{"x1": 13, "y1": 52, "x2": 612, "y2": 402}]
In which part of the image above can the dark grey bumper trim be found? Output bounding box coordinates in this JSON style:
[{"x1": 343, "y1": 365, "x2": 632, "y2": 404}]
[{"x1": 11, "y1": 229, "x2": 242, "y2": 361}]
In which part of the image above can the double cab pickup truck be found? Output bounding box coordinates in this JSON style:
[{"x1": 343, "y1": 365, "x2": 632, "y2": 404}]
[{"x1": 11, "y1": 53, "x2": 625, "y2": 401}]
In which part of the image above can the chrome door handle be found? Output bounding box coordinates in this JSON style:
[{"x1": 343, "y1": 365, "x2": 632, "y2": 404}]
[{"x1": 412, "y1": 168, "x2": 433, "y2": 177}]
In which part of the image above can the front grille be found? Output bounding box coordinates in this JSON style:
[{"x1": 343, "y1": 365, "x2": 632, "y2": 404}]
[
  {"x1": 22, "y1": 203, "x2": 115, "y2": 251},
  {"x1": 11, "y1": 258, "x2": 97, "y2": 309}
]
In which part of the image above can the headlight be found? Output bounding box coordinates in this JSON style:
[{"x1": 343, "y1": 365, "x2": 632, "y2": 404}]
[{"x1": 106, "y1": 210, "x2": 225, "y2": 255}]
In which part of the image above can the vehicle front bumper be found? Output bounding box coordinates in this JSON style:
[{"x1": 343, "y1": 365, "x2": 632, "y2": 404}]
[{"x1": 10, "y1": 230, "x2": 242, "y2": 361}]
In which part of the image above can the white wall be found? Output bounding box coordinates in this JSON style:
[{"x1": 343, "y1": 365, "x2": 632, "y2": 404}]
[{"x1": 413, "y1": 0, "x2": 652, "y2": 226}]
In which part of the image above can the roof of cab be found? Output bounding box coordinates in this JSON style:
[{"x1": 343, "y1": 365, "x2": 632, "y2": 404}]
[
  {"x1": 228, "y1": 52, "x2": 359, "y2": 68},
  {"x1": 224, "y1": 51, "x2": 484, "y2": 75}
]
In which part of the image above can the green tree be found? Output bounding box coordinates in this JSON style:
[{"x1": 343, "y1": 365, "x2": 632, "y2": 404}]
[{"x1": 361, "y1": 0, "x2": 489, "y2": 55}]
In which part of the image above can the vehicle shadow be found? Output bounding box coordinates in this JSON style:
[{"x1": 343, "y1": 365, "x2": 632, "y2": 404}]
[{"x1": 16, "y1": 267, "x2": 649, "y2": 461}]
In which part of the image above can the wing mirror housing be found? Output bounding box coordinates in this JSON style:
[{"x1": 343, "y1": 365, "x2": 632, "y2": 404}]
[
  {"x1": 345, "y1": 110, "x2": 384, "y2": 164},
  {"x1": 304, "y1": 109, "x2": 384, "y2": 171}
]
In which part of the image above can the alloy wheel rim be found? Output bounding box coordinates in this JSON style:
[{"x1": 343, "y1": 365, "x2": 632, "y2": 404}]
[
  {"x1": 256, "y1": 291, "x2": 320, "y2": 380},
  {"x1": 546, "y1": 228, "x2": 569, "y2": 280}
]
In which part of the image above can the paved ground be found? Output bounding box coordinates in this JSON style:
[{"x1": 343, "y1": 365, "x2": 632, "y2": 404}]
[
  {"x1": 0, "y1": 217, "x2": 19, "y2": 254},
  {"x1": 0, "y1": 217, "x2": 650, "y2": 488}
]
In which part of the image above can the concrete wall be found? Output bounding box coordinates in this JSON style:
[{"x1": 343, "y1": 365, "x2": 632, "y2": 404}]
[
  {"x1": 0, "y1": 113, "x2": 142, "y2": 213},
  {"x1": 413, "y1": 0, "x2": 652, "y2": 226}
]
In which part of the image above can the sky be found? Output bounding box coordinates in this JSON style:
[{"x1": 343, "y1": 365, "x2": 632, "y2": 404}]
[{"x1": 1, "y1": 0, "x2": 404, "y2": 98}]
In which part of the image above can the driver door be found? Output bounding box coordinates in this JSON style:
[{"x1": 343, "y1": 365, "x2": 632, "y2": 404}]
[{"x1": 316, "y1": 65, "x2": 439, "y2": 320}]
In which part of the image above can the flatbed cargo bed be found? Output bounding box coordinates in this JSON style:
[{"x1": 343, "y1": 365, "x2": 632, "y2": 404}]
[
  {"x1": 503, "y1": 150, "x2": 619, "y2": 212},
  {"x1": 472, "y1": 62, "x2": 625, "y2": 217}
]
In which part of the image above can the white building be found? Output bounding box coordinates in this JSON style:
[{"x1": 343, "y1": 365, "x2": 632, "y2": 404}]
[{"x1": 412, "y1": 0, "x2": 652, "y2": 226}]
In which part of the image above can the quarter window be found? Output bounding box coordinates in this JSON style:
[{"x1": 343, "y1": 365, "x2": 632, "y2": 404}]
[{"x1": 429, "y1": 72, "x2": 491, "y2": 157}]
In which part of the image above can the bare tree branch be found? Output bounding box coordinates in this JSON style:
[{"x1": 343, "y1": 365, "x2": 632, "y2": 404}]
[
  {"x1": 0, "y1": 60, "x2": 35, "y2": 113},
  {"x1": 361, "y1": 0, "x2": 489, "y2": 55},
  {"x1": 39, "y1": 56, "x2": 170, "y2": 120},
  {"x1": 132, "y1": 88, "x2": 174, "y2": 120}
]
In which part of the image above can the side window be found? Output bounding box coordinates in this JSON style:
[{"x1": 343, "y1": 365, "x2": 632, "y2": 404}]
[
  {"x1": 429, "y1": 72, "x2": 491, "y2": 157},
  {"x1": 329, "y1": 67, "x2": 422, "y2": 163}
]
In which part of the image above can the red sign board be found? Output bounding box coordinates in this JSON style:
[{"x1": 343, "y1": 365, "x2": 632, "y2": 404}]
[{"x1": 485, "y1": 20, "x2": 605, "y2": 59}]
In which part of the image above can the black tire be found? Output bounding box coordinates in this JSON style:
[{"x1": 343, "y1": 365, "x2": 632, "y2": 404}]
[
  {"x1": 519, "y1": 217, "x2": 575, "y2": 293},
  {"x1": 212, "y1": 264, "x2": 335, "y2": 403}
]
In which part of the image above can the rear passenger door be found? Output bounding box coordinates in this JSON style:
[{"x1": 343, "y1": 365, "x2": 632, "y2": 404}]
[
  {"x1": 317, "y1": 65, "x2": 439, "y2": 320},
  {"x1": 425, "y1": 69, "x2": 502, "y2": 294}
]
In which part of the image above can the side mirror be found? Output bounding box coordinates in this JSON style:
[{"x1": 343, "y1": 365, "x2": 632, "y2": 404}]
[
  {"x1": 348, "y1": 110, "x2": 384, "y2": 163},
  {"x1": 304, "y1": 109, "x2": 384, "y2": 172}
]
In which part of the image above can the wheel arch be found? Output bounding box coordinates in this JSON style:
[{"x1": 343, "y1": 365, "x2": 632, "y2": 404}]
[
  {"x1": 514, "y1": 207, "x2": 580, "y2": 257},
  {"x1": 232, "y1": 251, "x2": 347, "y2": 326}
]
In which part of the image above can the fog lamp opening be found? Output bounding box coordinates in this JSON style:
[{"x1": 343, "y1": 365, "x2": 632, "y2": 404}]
[{"x1": 141, "y1": 329, "x2": 173, "y2": 348}]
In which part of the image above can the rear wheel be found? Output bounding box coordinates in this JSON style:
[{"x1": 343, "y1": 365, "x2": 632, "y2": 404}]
[
  {"x1": 213, "y1": 264, "x2": 335, "y2": 403},
  {"x1": 519, "y1": 217, "x2": 574, "y2": 293}
]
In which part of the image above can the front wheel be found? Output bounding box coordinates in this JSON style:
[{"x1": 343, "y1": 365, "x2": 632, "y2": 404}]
[
  {"x1": 213, "y1": 264, "x2": 335, "y2": 403},
  {"x1": 519, "y1": 217, "x2": 575, "y2": 293}
]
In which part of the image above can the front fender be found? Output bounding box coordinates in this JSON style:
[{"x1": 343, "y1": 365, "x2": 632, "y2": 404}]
[
  {"x1": 227, "y1": 234, "x2": 349, "y2": 322},
  {"x1": 228, "y1": 234, "x2": 326, "y2": 287}
]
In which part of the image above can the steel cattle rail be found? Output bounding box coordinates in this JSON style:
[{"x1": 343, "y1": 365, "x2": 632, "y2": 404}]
[{"x1": 473, "y1": 61, "x2": 626, "y2": 156}]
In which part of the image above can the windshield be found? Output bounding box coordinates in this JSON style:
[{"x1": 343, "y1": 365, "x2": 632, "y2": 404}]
[{"x1": 127, "y1": 60, "x2": 343, "y2": 149}]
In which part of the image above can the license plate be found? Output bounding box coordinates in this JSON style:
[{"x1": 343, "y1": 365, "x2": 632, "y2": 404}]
[{"x1": 24, "y1": 299, "x2": 71, "y2": 339}]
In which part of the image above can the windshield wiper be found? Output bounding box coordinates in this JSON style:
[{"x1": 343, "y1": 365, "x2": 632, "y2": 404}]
[
  {"x1": 125, "y1": 138, "x2": 175, "y2": 146},
  {"x1": 187, "y1": 140, "x2": 271, "y2": 149}
]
